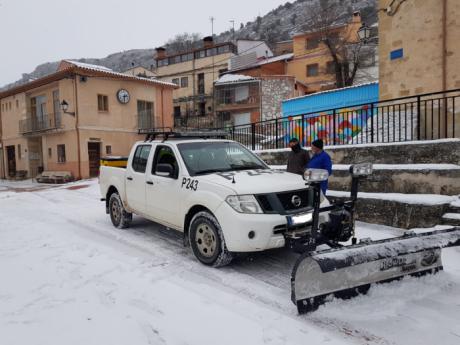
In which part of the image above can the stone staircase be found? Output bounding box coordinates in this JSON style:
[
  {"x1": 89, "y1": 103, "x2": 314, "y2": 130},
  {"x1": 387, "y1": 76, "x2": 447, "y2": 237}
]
[{"x1": 257, "y1": 139, "x2": 460, "y2": 229}]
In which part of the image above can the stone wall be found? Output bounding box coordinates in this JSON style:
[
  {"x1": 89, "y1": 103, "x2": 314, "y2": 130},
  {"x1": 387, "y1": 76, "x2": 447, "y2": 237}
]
[
  {"x1": 260, "y1": 77, "x2": 296, "y2": 121},
  {"x1": 257, "y1": 139, "x2": 460, "y2": 165},
  {"x1": 378, "y1": 0, "x2": 460, "y2": 99}
]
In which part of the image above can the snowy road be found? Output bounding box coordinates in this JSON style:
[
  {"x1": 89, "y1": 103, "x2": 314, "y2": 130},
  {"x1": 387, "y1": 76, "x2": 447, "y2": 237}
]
[{"x1": 1, "y1": 179, "x2": 459, "y2": 345}]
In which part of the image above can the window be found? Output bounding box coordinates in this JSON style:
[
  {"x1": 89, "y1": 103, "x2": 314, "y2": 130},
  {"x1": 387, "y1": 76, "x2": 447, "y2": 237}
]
[
  {"x1": 106, "y1": 145, "x2": 112, "y2": 155},
  {"x1": 307, "y1": 64, "x2": 319, "y2": 77},
  {"x1": 306, "y1": 37, "x2": 320, "y2": 50},
  {"x1": 197, "y1": 73, "x2": 205, "y2": 94},
  {"x1": 172, "y1": 78, "x2": 180, "y2": 86},
  {"x1": 16, "y1": 100, "x2": 19, "y2": 108},
  {"x1": 326, "y1": 61, "x2": 335, "y2": 74},
  {"x1": 97, "y1": 94, "x2": 108, "y2": 111},
  {"x1": 152, "y1": 145, "x2": 179, "y2": 179},
  {"x1": 57, "y1": 144, "x2": 66, "y2": 163},
  {"x1": 9, "y1": 102, "x2": 12, "y2": 110},
  {"x1": 180, "y1": 77, "x2": 188, "y2": 88},
  {"x1": 18, "y1": 144, "x2": 21, "y2": 159},
  {"x1": 48, "y1": 148, "x2": 52, "y2": 158},
  {"x1": 217, "y1": 45, "x2": 230, "y2": 54},
  {"x1": 195, "y1": 50, "x2": 206, "y2": 59},
  {"x1": 131, "y1": 145, "x2": 151, "y2": 173}
]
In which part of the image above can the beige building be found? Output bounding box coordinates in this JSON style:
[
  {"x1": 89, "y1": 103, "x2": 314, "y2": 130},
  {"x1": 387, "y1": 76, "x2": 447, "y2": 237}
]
[
  {"x1": 154, "y1": 37, "x2": 273, "y2": 126},
  {"x1": 379, "y1": 0, "x2": 460, "y2": 99},
  {"x1": 0, "y1": 60, "x2": 176, "y2": 179}
]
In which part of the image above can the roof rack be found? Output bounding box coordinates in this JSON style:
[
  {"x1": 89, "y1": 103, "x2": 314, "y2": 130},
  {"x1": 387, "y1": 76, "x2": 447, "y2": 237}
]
[{"x1": 140, "y1": 128, "x2": 229, "y2": 142}]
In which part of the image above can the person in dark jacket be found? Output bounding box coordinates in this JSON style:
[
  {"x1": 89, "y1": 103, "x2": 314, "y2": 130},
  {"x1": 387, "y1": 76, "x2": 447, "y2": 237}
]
[
  {"x1": 307, "y1": 139, "x2": 332, "y2": 194},
  {"x1": 287, "y1": 138, "x2": 310, "y2": 175}
]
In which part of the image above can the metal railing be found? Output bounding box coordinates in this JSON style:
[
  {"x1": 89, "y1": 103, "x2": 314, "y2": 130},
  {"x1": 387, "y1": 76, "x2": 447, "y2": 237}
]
[
  {"x1": 19, "y1": 113, "x2": 62, "y2": 134},
  {"x1": 176, "y1": 89, "x2": 460, "y2": 150}
]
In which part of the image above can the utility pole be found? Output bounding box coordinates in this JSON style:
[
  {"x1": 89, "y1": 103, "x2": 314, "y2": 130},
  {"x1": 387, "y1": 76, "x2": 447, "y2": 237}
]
[{"x1": 230, "y1": 20, "x2": 235, "y2": 42}]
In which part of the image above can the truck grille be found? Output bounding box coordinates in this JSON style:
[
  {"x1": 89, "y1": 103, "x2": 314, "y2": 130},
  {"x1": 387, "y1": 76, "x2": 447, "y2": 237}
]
[
  {"x1": 256, "y1": 189, "x2": 313, "y2": 214},
  {"x1": 277, "y1": 189, "x2": 311, "y2": 211}
]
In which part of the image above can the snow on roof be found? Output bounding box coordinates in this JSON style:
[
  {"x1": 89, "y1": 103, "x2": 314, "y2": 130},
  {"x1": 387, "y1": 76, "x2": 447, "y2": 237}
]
[
  {"x1": 257, "y1": 53, "x2": 294, "y2": 65},
  {"x1": 63, "y1": 60, "x2": 176, "y2": 88},
  {"x1": 65, "y1": 60, "x2": 113, "y2": 72},
  {"x1": 228, "y1": 53, "x2": 293, "y2": 73},
  {"x1": 215, "y1": 74, "x2": 257, "y2": 85}
]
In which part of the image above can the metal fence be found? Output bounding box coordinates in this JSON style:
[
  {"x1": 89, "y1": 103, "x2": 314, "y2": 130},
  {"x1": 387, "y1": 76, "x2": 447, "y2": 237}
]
[
  {"x1": 19, "y1": 113, "x2": 62, "y2": 134},
  {"x1": 177, "y1": 89, "x2": 460, "y2": 150}
]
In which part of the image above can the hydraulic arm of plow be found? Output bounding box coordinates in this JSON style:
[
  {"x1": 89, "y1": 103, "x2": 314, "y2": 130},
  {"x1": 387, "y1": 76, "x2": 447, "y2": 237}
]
[{"x1": 290, "y1": 164, "x2": 460, "y2": 314}]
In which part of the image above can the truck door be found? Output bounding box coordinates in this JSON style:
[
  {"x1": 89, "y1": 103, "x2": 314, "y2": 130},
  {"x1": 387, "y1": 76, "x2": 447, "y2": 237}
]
[
  {"x1": 146, "y1": 144, "x2": 184, "y2": 228},
  {"x1": 126, "y1": 144, "x2": 152, "y2": 214}
]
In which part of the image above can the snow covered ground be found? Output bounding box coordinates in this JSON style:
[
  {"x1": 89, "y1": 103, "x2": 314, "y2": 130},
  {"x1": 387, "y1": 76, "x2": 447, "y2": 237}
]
[{"x1": 1, "y1": 179, "x2": 459, "y2": 345}]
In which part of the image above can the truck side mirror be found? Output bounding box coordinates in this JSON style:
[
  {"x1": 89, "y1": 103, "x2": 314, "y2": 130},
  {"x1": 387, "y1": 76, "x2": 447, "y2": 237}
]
[{"x1": 156, "y1": 163, "x2": 174, "y2": 177}]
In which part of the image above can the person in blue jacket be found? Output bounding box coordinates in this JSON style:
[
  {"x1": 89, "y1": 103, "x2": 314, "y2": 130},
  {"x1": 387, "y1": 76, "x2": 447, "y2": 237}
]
[{"x1": 307, "y1": 139, "x2": 332, "y2": 194}]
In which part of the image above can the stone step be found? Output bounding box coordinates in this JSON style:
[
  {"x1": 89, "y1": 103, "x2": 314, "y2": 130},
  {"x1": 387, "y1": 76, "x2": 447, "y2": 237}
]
[
  {"x1": 257, "y1": 138, "x2": 460, "y2": 165},
  {"x1": 441, "y1": 213, "x2": 460, "y2": 226},
  {"x1": 269, "y1": 164, "x2": 460, "y2": 195},
  {"x1": 327, "y1": 191, "x2": 458, "y2": 229},
  {"x1": 329, "y1": 164, "x2": 460, "y2": 195}
]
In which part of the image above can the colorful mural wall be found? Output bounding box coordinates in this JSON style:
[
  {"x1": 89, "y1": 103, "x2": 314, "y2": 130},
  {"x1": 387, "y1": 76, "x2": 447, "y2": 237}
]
[{"x1": 283, "y1": 104, "x2": 374, "y2": 145}]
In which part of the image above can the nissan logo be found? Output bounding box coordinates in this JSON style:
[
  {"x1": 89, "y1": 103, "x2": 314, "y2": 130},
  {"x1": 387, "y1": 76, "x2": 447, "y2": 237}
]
[{"x1": 291, "y1": 195, "x2": 302, "y2": 207}]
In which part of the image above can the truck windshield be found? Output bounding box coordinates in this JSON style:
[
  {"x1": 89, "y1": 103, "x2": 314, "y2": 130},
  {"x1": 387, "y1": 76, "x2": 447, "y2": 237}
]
[{"x1": 177, "y1": 141, "x2": 269, "y2": 176}]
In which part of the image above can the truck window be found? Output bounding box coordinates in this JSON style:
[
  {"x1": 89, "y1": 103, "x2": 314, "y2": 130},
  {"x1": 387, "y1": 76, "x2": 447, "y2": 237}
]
[
  {"x1": 152, "y1": 145, "x2": 179, "y2": 179},
  {"x1": 132, "y1": 145, "x2": 151, "y2": 173}
]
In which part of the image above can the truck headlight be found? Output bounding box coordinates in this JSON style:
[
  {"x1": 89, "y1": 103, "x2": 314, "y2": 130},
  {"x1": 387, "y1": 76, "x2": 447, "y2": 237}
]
[
  {"x1": 226, "y1": 195, "x2": 263, "y2": 214},
  {"x1": 350, "y1": 163, "x2": 373, "y2": 176},
  {"x1": 303, "y1": 169, "x2": 329, "y2": 183}
]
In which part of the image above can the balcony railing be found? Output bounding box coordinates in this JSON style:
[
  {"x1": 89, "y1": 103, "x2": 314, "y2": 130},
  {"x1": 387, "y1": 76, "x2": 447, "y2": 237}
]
[
  {"x1": 19, "y1": 113, "x2": 62, "y2": 134},
  {"x1": 138, "y1": 111, "x2": 158, "y2": 132}
]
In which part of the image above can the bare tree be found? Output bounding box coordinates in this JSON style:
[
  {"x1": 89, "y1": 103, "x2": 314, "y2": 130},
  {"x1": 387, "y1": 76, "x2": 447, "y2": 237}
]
[
  {"x1": 303, "y1": 0, "x2": 376, "y2": 87},
  {"x1": 165, "y1": 33, "x2": 203, "y2": 55}
]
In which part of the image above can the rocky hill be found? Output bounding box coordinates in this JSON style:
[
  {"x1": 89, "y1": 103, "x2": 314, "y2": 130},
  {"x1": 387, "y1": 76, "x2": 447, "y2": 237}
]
[{"x1": 1, "y1": 0, "x2": 377, "y2": 91}]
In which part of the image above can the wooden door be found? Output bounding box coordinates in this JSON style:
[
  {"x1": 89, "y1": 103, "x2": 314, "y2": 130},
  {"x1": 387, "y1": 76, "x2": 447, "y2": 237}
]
[
  {"x1": 88, "y1": 142, "x2": 101, "y2": 177},
  {"x1": 6, "y1": 146, "x2": 16, "y2": 177}
]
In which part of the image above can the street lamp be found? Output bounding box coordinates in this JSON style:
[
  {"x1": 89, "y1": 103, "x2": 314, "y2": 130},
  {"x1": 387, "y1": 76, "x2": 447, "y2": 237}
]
[
  {"x1": 60, "y1": 100, "x2": 75, "y2": 116},
  {"x1": 358, "y1": 23, "x2": 371, "y2": 43}
]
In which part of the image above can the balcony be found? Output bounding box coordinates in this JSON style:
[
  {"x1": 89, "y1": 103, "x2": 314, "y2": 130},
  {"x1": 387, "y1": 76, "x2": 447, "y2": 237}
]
[{"x1": 19, "y1": 113, "x2": 62, "y2": 135}]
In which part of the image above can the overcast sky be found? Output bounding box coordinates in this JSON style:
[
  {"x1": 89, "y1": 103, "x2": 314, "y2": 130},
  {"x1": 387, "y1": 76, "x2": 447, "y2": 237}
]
[{"x1": 0, "y1": 0, "x2": 289, "y2": 86}]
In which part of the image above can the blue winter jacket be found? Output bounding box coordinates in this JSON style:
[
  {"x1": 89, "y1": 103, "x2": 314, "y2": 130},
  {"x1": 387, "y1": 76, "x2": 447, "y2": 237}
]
[{"x1": 307, "y1": 150, "x2": 332, "y2": 194}]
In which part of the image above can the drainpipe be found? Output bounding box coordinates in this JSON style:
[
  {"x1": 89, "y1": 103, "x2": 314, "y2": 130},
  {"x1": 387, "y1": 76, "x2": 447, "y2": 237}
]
[
  {"x1": 73, "y1": 75, "x2": 82, "y2": 180},
  {"x1": 161, "y1": 87, "x2": 165, "y2": 128},
  {"x1": 441, "y1": 0, "x2": 447, "y2": 92},
  {"x1": 0, "y1": 102, "x2": 5, "y2": 179}
]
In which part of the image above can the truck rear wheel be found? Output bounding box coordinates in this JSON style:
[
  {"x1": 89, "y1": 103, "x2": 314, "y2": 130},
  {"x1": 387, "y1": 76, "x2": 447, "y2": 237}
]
[
  {"x1": 109, "y1": 193, "x2": 132, "y2": 229},
  {"x1": 189, "y1": 211, "x2": 233, "y2": 267}
]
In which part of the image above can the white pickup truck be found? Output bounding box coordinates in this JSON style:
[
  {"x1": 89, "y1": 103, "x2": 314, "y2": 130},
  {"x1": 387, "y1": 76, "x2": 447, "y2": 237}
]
[{"x1": 99, "y1": 135, "x2": 328, "y2": 266}]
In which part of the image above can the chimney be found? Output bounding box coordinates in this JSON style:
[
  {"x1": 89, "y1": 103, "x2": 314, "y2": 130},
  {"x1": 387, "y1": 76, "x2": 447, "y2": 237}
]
[
  {"x1": 352, "y1": 11, "x2": 361, "y2": 23},
  {"x1": 155, "y1": 47, "x2": 166, "y2": 59},
  {"x1": 203, "y1": 36, "x2": 214, "y2": 48}
]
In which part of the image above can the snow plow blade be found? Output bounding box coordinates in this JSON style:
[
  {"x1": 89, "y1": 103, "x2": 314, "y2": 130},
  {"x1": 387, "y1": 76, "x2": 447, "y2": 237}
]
[{"x1": 291, "y1": 227, "x2": 460, "y2": 314}]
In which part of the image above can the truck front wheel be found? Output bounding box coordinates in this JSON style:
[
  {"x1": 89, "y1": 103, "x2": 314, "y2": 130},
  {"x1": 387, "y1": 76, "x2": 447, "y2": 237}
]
[
  {"x1": 109, "y1": 193, "x2": 132, "y2": 229},
  {"x1": 189, "y1": 211, "x2": 233, "y2": 267}
]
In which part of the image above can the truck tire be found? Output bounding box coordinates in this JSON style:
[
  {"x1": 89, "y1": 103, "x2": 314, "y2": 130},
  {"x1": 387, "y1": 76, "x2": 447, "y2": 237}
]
[
  {"x1": 189, "y1": 211, "x2": 233, "y2": 267},
  {"x1": 109, "y1": 193, "x2": 132, "y2": 229}
]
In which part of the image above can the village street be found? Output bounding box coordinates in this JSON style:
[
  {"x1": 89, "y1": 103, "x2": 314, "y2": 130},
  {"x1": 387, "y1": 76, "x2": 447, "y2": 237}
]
[{"x1": 1, "y1": 179, "x2": 460, "y2": 345}]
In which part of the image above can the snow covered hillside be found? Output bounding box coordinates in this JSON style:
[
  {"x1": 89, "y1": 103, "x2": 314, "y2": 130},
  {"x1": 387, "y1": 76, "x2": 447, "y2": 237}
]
[{"x1": 1, "y1": 179, "x2": 459, "y2": 345}]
